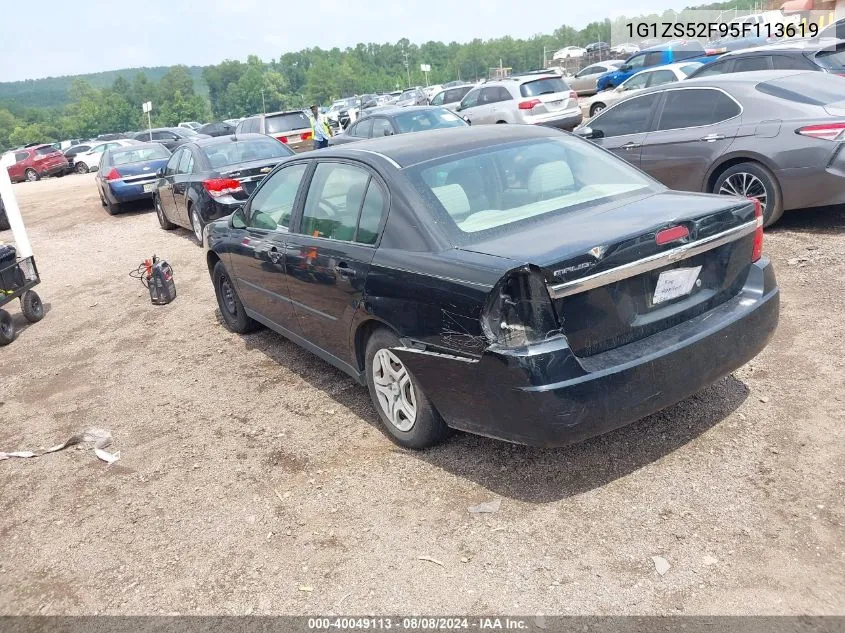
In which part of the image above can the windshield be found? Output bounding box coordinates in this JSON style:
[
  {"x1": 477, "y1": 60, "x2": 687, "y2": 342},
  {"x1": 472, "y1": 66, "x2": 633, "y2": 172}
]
[
  {"x1": 179, "y1": 127, "x2": 199, "y2": 136},
  {"x1": 814, "y1": 44, "x2": 845, "y2": 70},
  {"x1": 266, "y1": 111, "x2": 311, "y2": 134},
  {"x1": 204, "y1": 138, "x2": 293, "y2": 169},
  {"x1": 407, "y1": 137, "x2": 654, "y2": 242},
  {"x1": 111, "y1": 146, "x2": 171, "y2": 165},
  {"x1": 756, "y1": 72, "x2": 845, "y2": 105},
  {"x1": 520, "y1": 77, "x2": 568, "y2": 97},
  {"x1": 393, "y1": 108, "x2": 467, "y2": 133}
]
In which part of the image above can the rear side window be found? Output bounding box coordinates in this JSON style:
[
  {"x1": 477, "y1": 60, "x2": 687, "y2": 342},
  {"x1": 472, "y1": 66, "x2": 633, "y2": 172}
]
[
  {"x1": 656, "y1": 89, "x2": 740, "y2": 130},
  {"x1": 35, "y1": 146, "x2": 56, "y2": 156},
  {"x1": 756, "y1": 73, "x2": 845, "y2": 105},
  {"x1": 771, "y1": 54, "x2": 814, "y2": 70},
  {"x1": 814, "y1": 45, "x2": 845, "y2": 71},
  {"x1": 520, "y1": 77, "x2": 567, "y2": 97},
  {"x1": 266, "y1": 112, "x2": 311, "y2": 134},
  {"x1": 14, "y1": 152, "x2": 28, "y2": 162},
  {"x1": 732, "y1": 55, "x2": 772, "y2": 72},
  {"x1": 691, "y1": 60, "x2": 731, "y2": 77}
]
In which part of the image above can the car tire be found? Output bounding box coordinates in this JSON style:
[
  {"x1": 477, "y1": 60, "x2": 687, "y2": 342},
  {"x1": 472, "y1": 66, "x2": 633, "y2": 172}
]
[
  {"x1": 25, "y1": 169, "x2": 39, "y2": 182},
  {"x1": 0, "y1": 213, "x2": 9, "y2": 231},
  {"x1": 20, "y1": 290, "x2": 44, "y2": 323},
  {"x1": 0, "y1": 309, "x2": 15, "y2": 346},
  {"x1": 190, "y1": 205, "x2": 204, "y2": 246},
  {"x1": 364, "y1": 328, "x2": 450, "y2": 449},
  {"x1": 712, "y1": 161, "x2": 783, "y2": 227},
  {"x1": 589, "y1": 102, "x2": 606, "y2": 117},
  {"x1": 105, "y1": 198, "x2": 119, "y2": 215},
  {"x1": 212, "y1": 261, "x2": 259, "y2": 334},
  {"x1": 98, "y1": 188, "x2": 107, "y2": 207},
  {"x1": 155, "y1": 194, "x2": 176, "y2": 230},
  {"x1": 75, "y1": 162, "x2": 88, "y2": 174}
]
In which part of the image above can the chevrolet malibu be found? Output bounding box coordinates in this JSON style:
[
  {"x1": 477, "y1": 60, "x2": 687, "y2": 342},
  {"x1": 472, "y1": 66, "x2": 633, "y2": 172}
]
[{"x1": 204, "y1": 125, "x2": 779, "y2": 449}]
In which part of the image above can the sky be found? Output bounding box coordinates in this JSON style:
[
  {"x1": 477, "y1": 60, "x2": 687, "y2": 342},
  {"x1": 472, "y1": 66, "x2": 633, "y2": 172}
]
[{"x1": 0, "y1": 0, "x2": 673, "y2": 83}]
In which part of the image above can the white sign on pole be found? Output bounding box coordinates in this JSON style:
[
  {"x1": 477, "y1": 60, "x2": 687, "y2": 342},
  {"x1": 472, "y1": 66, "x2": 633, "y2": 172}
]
[
  {"x1": 420, "y1": 64, "x2": 431, "y2": 72},
  {"x1": 142, "y1": 101, "x2": 152, "y2": 113}
]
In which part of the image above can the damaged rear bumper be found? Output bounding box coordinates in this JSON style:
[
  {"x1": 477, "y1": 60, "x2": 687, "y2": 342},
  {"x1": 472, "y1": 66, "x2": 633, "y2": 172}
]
[{"x1": 394, "y1": 258, "x2": 779, "y2": 447}]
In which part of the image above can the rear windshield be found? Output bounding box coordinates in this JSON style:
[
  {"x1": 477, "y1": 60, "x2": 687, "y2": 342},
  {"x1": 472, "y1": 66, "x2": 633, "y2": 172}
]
[
  {"x1": 204, "y1": 138, "x2": 292, "y2": 169},
  {"x1": 393, "y1": 108, "x2": 467, "y2": 133},
  {"x1": 813, "y1": 45, "x2": 845, "y2": 70},
  {"x1": 756, "y1": 73, "x2": 845, "y2": 105},
  {"x1": 266, "y1": 112, "x2": 311, "y2": 134},
  {"x1": 178, "y1": 127, "x2": 198, "y2": 136},
  {"x1": 407, "y1": 137, "x2": 654, "y2": 244},
  {"x1": 111, "y1": 146, "x2": 171, "y2": 166},
  {"x1": 520, "y1": 77, "x2": 568, "y2": 97}
]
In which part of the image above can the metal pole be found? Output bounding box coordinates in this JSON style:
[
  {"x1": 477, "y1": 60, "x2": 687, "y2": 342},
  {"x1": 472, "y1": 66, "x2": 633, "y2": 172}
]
[
  {"x1": 262, "y1": 89, "x2": 266, "y2": 114},
  {"x1": 147, "y1": 111, "x2": 152, "y2": 141},
  {"x1": 0, "y1": 153, "x2": 33, "y2": 260}
]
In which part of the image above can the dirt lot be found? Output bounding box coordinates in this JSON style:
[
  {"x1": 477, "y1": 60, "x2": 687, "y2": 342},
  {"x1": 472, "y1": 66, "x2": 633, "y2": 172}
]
[{"x1": 0, "y1": 173, "x2": 843, "y2": 616}]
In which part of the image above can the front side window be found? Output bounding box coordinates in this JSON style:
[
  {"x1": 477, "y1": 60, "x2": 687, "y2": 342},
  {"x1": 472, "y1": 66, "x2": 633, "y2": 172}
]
[
  {"x1": 646, "y1": 69, "x2": 678, "y2": 87},
  {"x1": 165, "y1": 150, "x2": 182, "y2": 176},
  {"x1": 409, "y1": 137, "x2": 654, "y2": 241},
  {"x1": 430, "y1": 91, "x2": 445, "y2": 106},
  {"x1": 460, "y1": 88, "x2": 481, "y2": 109},
  {"x1": 177, "y1": 150, "x2": 194, "y2": 174},
  {"x1": 656, "y1": 89, "x2": 740, "y2": 131},
  {"x1": 577, "y1": 65, "x2": 602, "y2": 77},
  {"x1": 621, "y1": 73, "x2": 650, "y2": 90},
  {"x1": 248, "y1": 163, "x2": 307, "y2": 231},
  {"x1": 626, "y1": 53, "x2": 647, "y2": 69},
  {"x1": 590, "y1": 93, "x2": 660, "y2": 137},
  {"x1": 733, "y1": 55, "x2": 772, "y2": 72},
  {"x1": 299, "y1": 163, "x2": 371, "y2": 241},
  {"x1": 370, "y1": 118, "x2": 393, "y2": 137}
]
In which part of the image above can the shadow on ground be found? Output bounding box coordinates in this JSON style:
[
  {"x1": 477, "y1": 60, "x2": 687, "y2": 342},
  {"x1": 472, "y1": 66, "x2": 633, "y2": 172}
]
[
  {"x1": 771, "y1": 204, "x2": 845, "y2": 236},
  {"x1": 236, "y1": 318, "x2": 749, "y2": 503}
]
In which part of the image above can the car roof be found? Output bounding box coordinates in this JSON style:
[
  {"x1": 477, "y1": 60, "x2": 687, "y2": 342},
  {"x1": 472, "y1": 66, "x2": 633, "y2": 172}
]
[
  {"x1": 262, "y1": 110, "x2": 307, "y2": 117},
  {"x1": 362, "y1": 105, "x2": 442, "y2": 117},
  {"x1": 109, "y1": 142, "x2": 165, "y2": 153},
  {"x1": 640, "y1": 61, "x2": 702, "y2": 72},
  {"x1": 331, "y1": 124, "x2": 563, "y2": 168},
  {"x1": 722, "y1": 37, "x2": 845, "y2": 56},
  {"x1": 635, "y1": 68, "x2": 813, "y2": 94}
]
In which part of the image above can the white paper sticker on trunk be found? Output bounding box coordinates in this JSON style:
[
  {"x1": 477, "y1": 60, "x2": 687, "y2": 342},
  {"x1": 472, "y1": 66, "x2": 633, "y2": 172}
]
[{"x1": 653, "y1": 266, "x2": 702, "y2": 305}]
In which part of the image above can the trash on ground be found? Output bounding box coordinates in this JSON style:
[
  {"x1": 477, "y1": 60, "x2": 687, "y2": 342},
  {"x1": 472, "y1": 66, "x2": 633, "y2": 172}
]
[
  {"x1": 652, "y1": 555, "x2": 671, "y2": 576},
  {"x1": 0, "y1": 428, "x2": 120, "y2": 464},
  {"x1": 417, "y1": 555, "x2": 444, "y2": 567},
  {"x1": 468, "y1": 499, "x2": 501, "y2": 514}
]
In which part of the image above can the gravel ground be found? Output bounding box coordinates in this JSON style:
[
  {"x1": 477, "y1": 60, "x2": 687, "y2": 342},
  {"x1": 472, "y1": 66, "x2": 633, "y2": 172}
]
[{"x1": 0, "y1": 174, "x2": 843, "y2": 616}]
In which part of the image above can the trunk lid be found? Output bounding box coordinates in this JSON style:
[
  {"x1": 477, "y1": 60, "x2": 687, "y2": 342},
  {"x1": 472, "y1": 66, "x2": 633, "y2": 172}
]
[
  {"x1": 460, "y1": 191, "x2": 758, "y2": 357},
  {"x1": 218, "y1": 158, "x2": 284, "y2": 196}
]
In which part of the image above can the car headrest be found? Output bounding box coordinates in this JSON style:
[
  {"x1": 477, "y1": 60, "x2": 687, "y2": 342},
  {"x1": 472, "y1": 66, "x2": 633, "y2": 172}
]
[
  {"x1": 432, "y1": 184, "x2": 470, "y2": 217},
  {"x1": 528, "y1": 161, "x2": 575, "y2": 199}
]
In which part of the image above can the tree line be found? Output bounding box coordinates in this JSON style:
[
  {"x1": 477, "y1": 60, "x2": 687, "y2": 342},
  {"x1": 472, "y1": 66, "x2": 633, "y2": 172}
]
[{"x1": 0, "y1": 0, "x2": 757, "y2": 149}]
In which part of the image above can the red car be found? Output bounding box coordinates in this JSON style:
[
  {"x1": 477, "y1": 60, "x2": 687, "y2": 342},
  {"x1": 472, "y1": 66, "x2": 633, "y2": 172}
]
[{"x1": 6, "y1": 145, "x2": 69, "y2": 183}]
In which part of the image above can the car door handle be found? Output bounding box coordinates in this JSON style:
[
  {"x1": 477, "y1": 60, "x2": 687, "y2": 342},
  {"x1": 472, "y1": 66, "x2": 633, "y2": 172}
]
[
  {"x1": 700, "y1": 133, "x2": 726, "y2": 142},
  {"x1": 334, "y1": 263, "x2": 356, "y2": 278},
  {"x1": 620, "y1": 142, "x2": 641, "y2": 150}
]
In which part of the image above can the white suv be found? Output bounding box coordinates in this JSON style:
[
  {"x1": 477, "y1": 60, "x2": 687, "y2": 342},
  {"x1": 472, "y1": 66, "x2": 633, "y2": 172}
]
[{"x1": 455, "y1": 75, "x2": 582, "y2": 130}]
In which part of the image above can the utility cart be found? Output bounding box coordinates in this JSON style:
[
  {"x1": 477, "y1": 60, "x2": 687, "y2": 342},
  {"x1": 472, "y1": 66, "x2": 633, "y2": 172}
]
[
  {"x1": 0, "y1": 247, "x2": 43, "y2": 345},
  {"x1": 0, "y1": 151, "x2": 44, "y2": 345}
]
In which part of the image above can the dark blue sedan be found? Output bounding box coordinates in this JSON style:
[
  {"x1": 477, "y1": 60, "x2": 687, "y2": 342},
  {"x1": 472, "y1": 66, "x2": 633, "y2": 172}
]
[{"x1": 96, "y1": 143, "x2": 172, "y2": 214}]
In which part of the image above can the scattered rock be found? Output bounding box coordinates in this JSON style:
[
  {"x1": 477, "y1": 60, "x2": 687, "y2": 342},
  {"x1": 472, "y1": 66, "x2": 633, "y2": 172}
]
[
  {"x1": 702, "y1": 554, "x2": 719, "y2": 566},
  {"x1": 298, "y1": 586, "x2": 314, "y2": 592},
  {"x1": 460, "y1": 557, "x2": 469, "y2": 563},
  {"x1": 759, "y1": 396, "x2": 770, "y2": 403},
  {"x1": 652, "y1": 556, "x2": 671, "y2": 576},
  {"x1": 417, "y1": 555, "x2": 444, "y2": 567},
  {"x1": 468, "y1": 499, "x2": 501, "y2": 514}
]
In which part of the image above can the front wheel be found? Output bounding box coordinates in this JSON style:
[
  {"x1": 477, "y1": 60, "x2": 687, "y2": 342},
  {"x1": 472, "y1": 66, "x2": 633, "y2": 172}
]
[
  {"x1": 365, "y1": 328, "x2": 449, "y2": 449},
  {"x1": 212, "y1": 261, "x2": 259, "y2": 334},
  {"x1": 25, "y1": 169, "x2": 39, "y2": 182},
  {"x1": 75, "y1": 162, "x2": 88, "y2": 174},
  {"x1": 21, "y1": 290, "x2": 44, "y2": 323},
  {"x1": 0, "y1": 309, "x2": 15, "y2": 345},
  {"x1": 589, "y1": 102, "x2": 606, "y2": 117},
  {"x1": 712, "y1": 161, "x2": 783, "y2": 227},
  {"x1": 155, "y1": 194, "x2": 176, "y2": 230}
]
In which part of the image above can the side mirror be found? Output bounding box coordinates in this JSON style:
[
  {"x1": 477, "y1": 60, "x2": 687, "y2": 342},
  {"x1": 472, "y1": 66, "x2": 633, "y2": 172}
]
[
  {"x1": 574, "y1": 126, "x2": 602, "y2": 139},
  {"x1": 619, "y1": 64, "x2": 631, "y2": 72},
  {"x1": 230, "y1": 207, "x2": 247, "y2": 229},
  {"x1": 454, "y1": 104, "x2": 462, "y2": 112},
  {"x1": 156, "y1": 167, "x2": 165, "y2": 178},
  {"x1": 463, "y1": 116, "x2": 471, "y2": 126},
  {"x1": 383, "y1": 128, "x2": 393, "y2": 136}
]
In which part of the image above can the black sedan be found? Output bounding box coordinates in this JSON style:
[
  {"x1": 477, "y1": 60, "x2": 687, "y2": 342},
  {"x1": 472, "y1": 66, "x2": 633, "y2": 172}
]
[
  {"x1": 329, "y1": 106, "x2": 467, "y2": 146},
  {"x1": 133, "y1": 127, "x2": 209, "y2": 151},
  {"x1": 197, "y1": 121, "x2": 236, "y2": 137},
  {"x1": 154, "y1": 133, "x2": 295, "y2": 245},
  {"x1": 204, "y1": 125, "x2": 779, "y2": 449}
]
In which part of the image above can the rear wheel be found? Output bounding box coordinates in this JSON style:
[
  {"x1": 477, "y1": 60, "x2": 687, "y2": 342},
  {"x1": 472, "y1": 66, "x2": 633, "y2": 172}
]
[
  {"x1": 590, "y1": 102, "x2": 606, "y2": 117},
  {"x1": 25, "y1": 169, "x2": 39, "y2": 182},
  {"x1": 21, "y1": 290, "x2": 44, "y2": 323},
  {"x1": 364, "y1": 328, "x2": 449, "y2": 449},
  {"x1": 155, "y1": 194, "x2": 176, "y2": 230},
  {"x1": 75, "y1": 162, "x2": 88, "y2": 175},
  {"x1": 105, "y1": 198, "x2": 119, "y2": 215},
  {"x1": 213, "y1": 261, "x2": 259, "y2": 334},
  {"x1": 0, "y1": 309, "x2": 15, "y2": 345},
  {"x1": 190, "y1": 205, "x2": 204, "y2": 246},
  {"x1": 98, "y1": 188, "x2": 107, "y2": 207},
  {"x1": 712, "y1": 161, "x2": 783, "y2": 227}
]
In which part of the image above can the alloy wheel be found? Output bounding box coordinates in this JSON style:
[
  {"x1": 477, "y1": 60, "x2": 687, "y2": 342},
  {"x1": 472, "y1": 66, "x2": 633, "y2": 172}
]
[
  {"x1": 191, "y1": 209, "x2": 203, "y2": 243},
  {"x1": 371, "y1": 349, "x2": 417, "y2": 432},
  {"x1": 76, "y1": 163, "x2": 88, "y2": 174},
  {"x1": 25, "y1": 170, "x2": 37, "y2": 182},
  {"x1": 718, "y1": 172, "x2": 767, "y2": 213}
]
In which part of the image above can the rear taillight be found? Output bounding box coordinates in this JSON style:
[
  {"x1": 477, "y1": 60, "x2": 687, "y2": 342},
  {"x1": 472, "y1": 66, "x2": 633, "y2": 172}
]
[
  {"x1": 518, "y1": 99, "x2": 541, "y2": 110},
  {"x1": 481, "y1": 266, "x2": 560, "y2": 348},
  {"x1": 275, "y1": 135, "x2": 288, "y2": 144},
  {"x1": 568, "y1": 90, "x2": 578, "y2": 100},
  {"x1": 301, "y1": 131, "x2": 312, "y2": 141},
  {"x1": 203, "y1": 178, "x2": 243, "y2": 198},
  {"x1": 751, "y1": 197, "x2": 764, "y2": 262},
  {"x1": 796, "y1": 122, "x2": 845, "y2": 141},
  {"x1": 105, "y1": 168, "x2": 121, "y2": 182}
]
